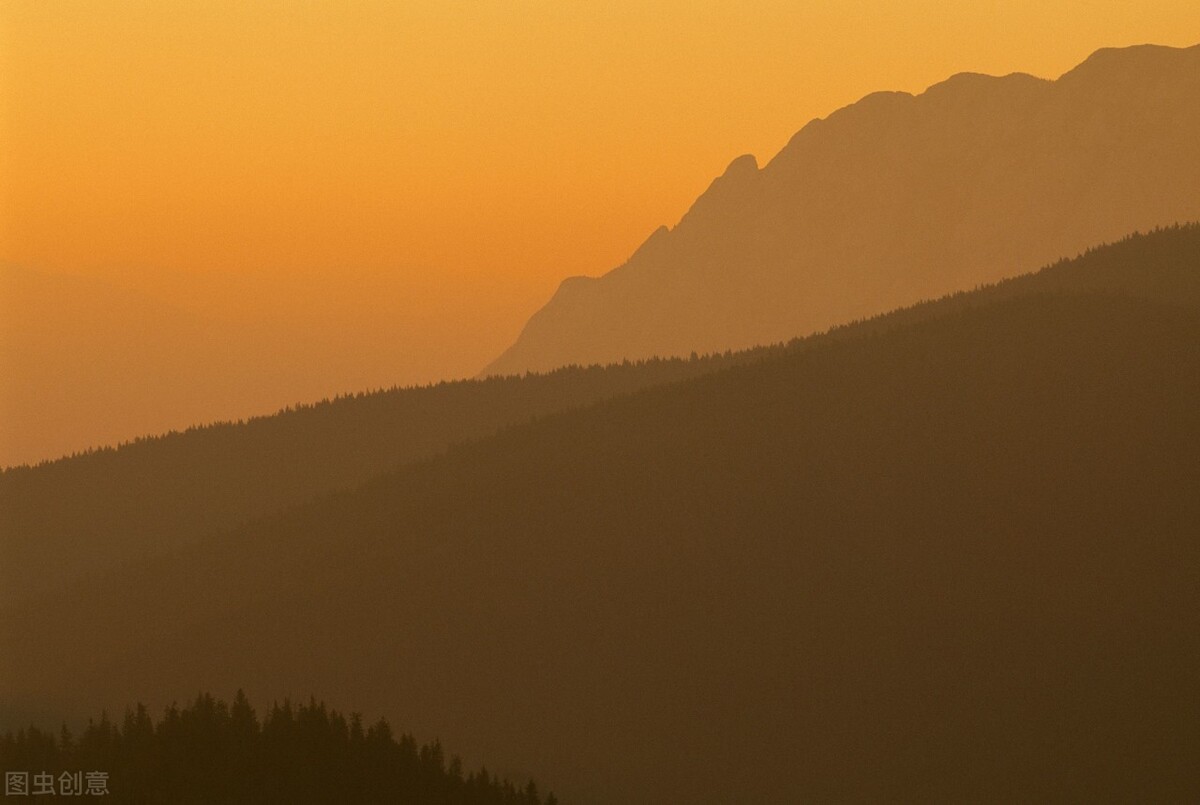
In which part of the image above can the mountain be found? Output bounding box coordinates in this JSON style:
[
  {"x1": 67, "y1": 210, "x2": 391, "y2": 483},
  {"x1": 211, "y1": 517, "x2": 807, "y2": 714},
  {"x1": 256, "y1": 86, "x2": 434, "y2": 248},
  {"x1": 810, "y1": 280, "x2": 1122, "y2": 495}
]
[
  {"x1": 0, "y1": 347, "x2": 763, "y2": 608},
  {"x1": 5, "y1": 226, "x2": 1198, "y2": 610},
  {"x1": 483, "y1": 44, "x2": 1200, "y2": 376},
  {"x1": 4, "y1": 227, "x2": 1199, "y2": 802}
]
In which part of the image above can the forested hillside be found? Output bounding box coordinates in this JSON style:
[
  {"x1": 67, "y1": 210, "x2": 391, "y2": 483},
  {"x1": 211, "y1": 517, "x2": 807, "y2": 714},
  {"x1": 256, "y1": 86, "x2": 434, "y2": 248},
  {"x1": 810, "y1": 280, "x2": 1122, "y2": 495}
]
[
  {"x1": 0, "y1": 351, "x2": 761, "y2": 606},
  {"x1": 1, "y1": 692, "x2": 554, "y2": 805},
  {"x1": 4, "y1": 226, "x2": 1199, "y2": 610},
  {"x1": 5, "y1": 228, "x2": 1198, "y2": 800}
]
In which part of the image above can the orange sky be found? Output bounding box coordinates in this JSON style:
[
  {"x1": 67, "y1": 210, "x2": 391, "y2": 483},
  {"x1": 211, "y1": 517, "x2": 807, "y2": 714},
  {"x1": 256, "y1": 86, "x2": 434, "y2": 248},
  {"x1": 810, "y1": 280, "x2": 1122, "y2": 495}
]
[{"x1": 2, "y1": 1, "x2": 1199, "y2": 464}]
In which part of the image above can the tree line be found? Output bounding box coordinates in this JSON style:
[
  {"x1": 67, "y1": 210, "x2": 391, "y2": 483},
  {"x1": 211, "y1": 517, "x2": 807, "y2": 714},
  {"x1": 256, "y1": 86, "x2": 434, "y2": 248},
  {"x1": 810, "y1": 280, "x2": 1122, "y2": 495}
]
[{"x1": 1, "y1": 692, "x2": 556, "y2": 804}]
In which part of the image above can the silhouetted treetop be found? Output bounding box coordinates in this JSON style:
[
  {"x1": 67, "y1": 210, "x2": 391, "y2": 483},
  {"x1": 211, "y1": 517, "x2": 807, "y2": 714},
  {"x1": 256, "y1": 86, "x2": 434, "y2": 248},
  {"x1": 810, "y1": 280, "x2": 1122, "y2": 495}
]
[{"x1": 1, "y1": 692, "x2": 554, "y2": 805}]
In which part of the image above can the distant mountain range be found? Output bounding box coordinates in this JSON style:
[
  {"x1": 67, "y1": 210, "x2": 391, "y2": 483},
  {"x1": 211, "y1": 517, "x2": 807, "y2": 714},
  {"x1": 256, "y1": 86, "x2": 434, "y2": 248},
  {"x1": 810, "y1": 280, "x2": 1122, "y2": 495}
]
[
  {"x1": 0, "y1": 266, "x2": 216, "y2": 466},
  {"x1": 484, "y1": 44, "x2": 1200, "y2": 376},
  {"x1": 5, "y1": 226, "x2": 1200, "y2": 802}
]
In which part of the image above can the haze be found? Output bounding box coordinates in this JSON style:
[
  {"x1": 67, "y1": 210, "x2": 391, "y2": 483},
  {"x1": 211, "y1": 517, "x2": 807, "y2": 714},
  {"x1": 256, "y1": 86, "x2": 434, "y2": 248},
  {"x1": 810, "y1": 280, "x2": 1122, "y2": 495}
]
[{"x1": 2, "y1": 0, "x2": 1199, "y2": 466}]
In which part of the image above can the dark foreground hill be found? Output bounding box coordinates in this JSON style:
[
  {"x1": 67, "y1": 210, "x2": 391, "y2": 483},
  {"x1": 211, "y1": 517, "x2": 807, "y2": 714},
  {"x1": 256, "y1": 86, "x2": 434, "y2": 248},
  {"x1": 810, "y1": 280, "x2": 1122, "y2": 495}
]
[
  {"x1": 4, "y1": 230, "x2": 1198, "y2": 801},
  {"x1": 485, "y1": 43, "x2": 1200, "y2": 375},
  {"x1": 1, "y1": 692, "x2": 555, "y2": 805},
  {"x1": 4, "y1": 226, "x2": 1199, "y2": 610}
]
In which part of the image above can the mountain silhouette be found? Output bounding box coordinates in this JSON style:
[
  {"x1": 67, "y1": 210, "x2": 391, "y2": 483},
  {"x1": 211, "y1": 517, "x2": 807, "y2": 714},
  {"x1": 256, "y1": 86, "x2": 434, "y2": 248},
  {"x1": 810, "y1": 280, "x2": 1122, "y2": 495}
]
[
  {"x1": 483, "y1": 44, "x2": 1200, "y2": 376},
  {"x1": 4, "y1": 227, "x2": 1199, "y2": 802},
  {"x1": 5, "y1": 226, "x2": 1199, "y2": 609},
  {"x1": 0, "y1": 349, "x2": 763, "y2": 608}
]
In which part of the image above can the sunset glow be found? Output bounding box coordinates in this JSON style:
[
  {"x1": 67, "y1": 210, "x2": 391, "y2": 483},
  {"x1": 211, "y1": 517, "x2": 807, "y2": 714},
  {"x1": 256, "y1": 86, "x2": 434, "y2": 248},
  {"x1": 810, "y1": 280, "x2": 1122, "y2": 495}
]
[{"x1": 2, "y1": 1, "x2": 1198, "y2": 464}]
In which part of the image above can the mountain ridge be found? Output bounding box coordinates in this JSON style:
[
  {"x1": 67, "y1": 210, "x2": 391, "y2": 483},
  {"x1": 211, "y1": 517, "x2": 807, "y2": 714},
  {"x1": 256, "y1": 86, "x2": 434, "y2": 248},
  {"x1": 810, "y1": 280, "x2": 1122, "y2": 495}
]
[
  {"x1": 484, "y1": 43, "x2": 1200, "y2": 376},
  {"x1": 4, "y1": 225, "x2": 1199, "y2": 611},
  {"x1": 7, "y1": 278, "x2": 1199, "y2": 801}
]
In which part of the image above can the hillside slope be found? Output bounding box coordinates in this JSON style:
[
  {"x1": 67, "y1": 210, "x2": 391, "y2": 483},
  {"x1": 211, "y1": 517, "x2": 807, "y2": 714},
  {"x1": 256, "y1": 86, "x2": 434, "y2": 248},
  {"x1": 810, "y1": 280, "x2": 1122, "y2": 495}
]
[
  {"x1": 0, "y1": 352, "x2": 760, "y2": 607},
  {"x1": 4, "y1": 226, "x2": 1199, "y2": 609},
  {"x1": 5, "y1": 270, "x2": 1199, "y2": 799},
  {"x1": 485, "y1": 43, "x2": 1200, "y2": 375}
]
